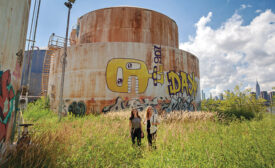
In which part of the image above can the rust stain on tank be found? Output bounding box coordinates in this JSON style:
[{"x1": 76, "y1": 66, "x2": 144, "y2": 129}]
[
  {"x1": 49, "y1": 6, "x2": 200, "y2": 114},
  {"x1": 73, "y1": 7, "x2": 178, "y2": 47},
  {"x1": 169, "y1": 49, "x2": 176, "y2": 71},
  {"x1": 146, "y1": 50, "x2": 152, "y2": 70}
]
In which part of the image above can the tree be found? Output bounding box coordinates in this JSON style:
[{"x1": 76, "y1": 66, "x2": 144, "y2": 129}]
[{"x1": 201, "y1": 85, "x2": 266, "y2": 120}]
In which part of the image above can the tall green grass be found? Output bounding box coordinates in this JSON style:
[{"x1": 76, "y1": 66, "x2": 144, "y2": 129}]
[
  {"x1": 5, "y1": 99, "x2": 275, "y2": 168},
  {"x1": 23, "y1": 98, "x2": 54, "y2": 122}
]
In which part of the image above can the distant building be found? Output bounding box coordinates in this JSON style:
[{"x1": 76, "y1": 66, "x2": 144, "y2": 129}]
[
  {"x1": 210, "y1": 93, "x2": 212, "y2": 99},
  {"x1": 261, "y1": 91, "x2": 269, "y2": 101},
  {"x1": 270, "y1": 91, "x2": 275, "y2": 102},
  {"x1": 219, "y1": 93, "x2": 223, "y2": 100},
  {"x1": 201, "y1": 90, "x2": 206, "y2": 100},
  {"x1": 250, "y1": 92, "x2": 256, "y2": 99},
  {"x1": 256, "y1": 81, "x2": 261, "y2": 99}
]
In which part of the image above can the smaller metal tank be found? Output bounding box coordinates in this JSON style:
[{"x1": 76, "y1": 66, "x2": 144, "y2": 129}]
[{"x1": 21, "y1": 50, "x2": 46, "y2": 100}]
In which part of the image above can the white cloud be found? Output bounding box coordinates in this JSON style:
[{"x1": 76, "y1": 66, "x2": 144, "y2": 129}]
[
  {"x1": 180, "y1": 10, "x2": 275, "y2": 96},
  {"x1": 240, "y1": 4, "x2": 252, "y2": 10},
  {"x1": 255, "y1": 9, "x2": 262, "y2": 13}
]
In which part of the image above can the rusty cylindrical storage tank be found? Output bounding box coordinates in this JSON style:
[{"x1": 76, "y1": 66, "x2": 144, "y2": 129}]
[
  {"x1": 0, "y1": 0, "x2": 31, "y2": 154},
  {"x1": 47, "y1": 7, "x2": 200, "y2": 115}
]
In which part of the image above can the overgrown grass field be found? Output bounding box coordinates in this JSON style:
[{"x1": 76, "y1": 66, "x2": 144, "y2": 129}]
[{"x1": 6, "y1": 99, "x2": 275, "y2": 168}]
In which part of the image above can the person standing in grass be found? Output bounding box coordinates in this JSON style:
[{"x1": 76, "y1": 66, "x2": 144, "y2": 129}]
[
  {"x1": 129, "y1": 108, "x2": 143, "y2": 146},
  {"x1": 145, "y1": 106, "x2": 159, "y2": 149}
]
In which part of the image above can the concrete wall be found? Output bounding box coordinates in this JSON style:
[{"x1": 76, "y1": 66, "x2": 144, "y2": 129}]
[
  {"x1": 49, "y1": 7, "x2": 200, "y2": 115},
  {"x1": 0, "y1": 0, "x2": 31, "y2": 151},
  {"x1": 48, "y1": 43, "x2": 200, "y2": 114}
]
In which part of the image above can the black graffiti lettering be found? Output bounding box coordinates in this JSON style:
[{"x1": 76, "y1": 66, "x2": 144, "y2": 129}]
[
  {"x1": 68, "y1": 101, "x2": 86, "y2": 116},
  {"x1": 153, "y1": 45, "x2": 161, "y2": 64},
  {"x1": 154, "y1": 56, "x2": 161, "y2": 64}
]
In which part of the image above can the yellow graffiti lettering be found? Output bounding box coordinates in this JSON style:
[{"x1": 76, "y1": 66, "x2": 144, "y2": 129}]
[
  {"x1": 167, "y1": 71, "x2": 197, "y2": 96},
  {"x1": 180, "y1": 72, "x2": 188, "y2": 95},
  {"x1": 188, "y1": 73, "x2": 197, "y2": 95},
  {"x1": 157, "y1": 65, "x2": 164, "y2": 84},
  {"x1": 167, "y1": 71, "x2": 181, "y2": 95}
]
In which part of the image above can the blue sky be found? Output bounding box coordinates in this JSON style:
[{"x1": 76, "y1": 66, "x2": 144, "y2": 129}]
[
  {"x1": 30, "y1": 0, "x2": 275, "y2": 97},
  {"x1": 32, "y1": 0, "x2": 275, "y2": 47}
]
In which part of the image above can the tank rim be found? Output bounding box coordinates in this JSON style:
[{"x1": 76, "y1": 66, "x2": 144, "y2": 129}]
[{"x1": 78, "y1": 6, "x2": 177, "y2": 24}]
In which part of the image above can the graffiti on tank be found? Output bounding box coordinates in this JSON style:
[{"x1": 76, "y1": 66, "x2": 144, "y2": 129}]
[
  {"x1": 102, "y1": 96, "x2": 165, "y2": 112},
  {"x1": 164, "y1": 96, "x2": 197, "y2": 112},
  {"x1": 106, "y1": 58, "x2": 165, "y2": 94},
  {"x1": 152, "y1": 45, "x2": 164, "y2": 86},
  {"x1": 153, "y1": 45, "x2": 162, "y2": 64},
  {"x1": 102, "y1": 97, "x2": 126, "y2": 112},
  {"x1": 152, "y1": 65, "x2": 164, "y2": 86},
  {"x1": 102, "y1": 96, "x2": 197, "y2": 113},
  {"x1": 0, "y1": 70, "x2": 15, "y2": 143},
  {"x1": 68, "y1": 101, "x2": 86, "y2": 116},
  {"x1": 106, "y1": 58, "x2": 152, "y2": 94},
  {"x1": 167, "y1": 71, "x2": 197, "y2": 96},
  {"x1": 104, "y1": 44, "x2": 199, "y2": 112}
]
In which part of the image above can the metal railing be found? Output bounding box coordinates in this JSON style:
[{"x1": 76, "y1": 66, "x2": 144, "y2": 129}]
[{"x1": 48, "y1": 33, "x2": 69, "y2": 49}]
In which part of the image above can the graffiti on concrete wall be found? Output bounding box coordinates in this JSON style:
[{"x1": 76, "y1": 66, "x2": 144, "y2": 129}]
[
  {"x1": 104, "y1": 44, "x2": 199, "y2": 112},
  {"x1": 102, "y1": 97, "x2": 126, "y2": 112},
  {"x1": 105, "y1": 58, "x2": 165, "y2": 94},
  {"x1": 152, "y1": 45, "x2": 164, "y2": 86},
  {"x1": 102, "y1": 95, "x2": 197, "y2": 113},
  {"x1": 68, "y1": 101, "x2": 86, "y2": 116},
  {"x1": 106, "y1": 48, "x2": 197, "y2": 96},
  {"x1": 102, "y1": 96, "x2": 163, "y2": 113},
  {"x1": 106, "y1": 59, "x2": 152, "y2": 93},
  {"x1": 164, "y1": 96, "x2": 197, "y2": 112},
  {"x1": 105, "y1": 45, "x2": 165, "y2": 93},
  {"x1": 167, "y1": 71, "x2": 197, "y2": 96},
  {"x1": 0, "y1": 70, "x2": 15, "y2": 143}
]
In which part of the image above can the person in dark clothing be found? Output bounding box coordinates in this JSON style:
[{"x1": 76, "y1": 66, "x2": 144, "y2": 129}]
[
  {"x1": 129, "y1": 108, "x2": 143, "y2": 146},
  {"x1": 145, "y1": 106, "x2": 159, "y2": 148},
  {"x1": 146, "y1": 118, "x2": 155, "y2": 146}
]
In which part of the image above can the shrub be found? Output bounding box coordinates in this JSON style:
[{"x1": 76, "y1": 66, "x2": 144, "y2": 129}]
[{"x1": 202, "y1": 85, "x2": 266, "y2": 120}]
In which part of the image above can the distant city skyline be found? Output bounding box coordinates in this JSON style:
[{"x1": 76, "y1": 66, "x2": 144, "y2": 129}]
[
  {"x1": 206, "y1": 80, "x2": 274, "y2": 101},
  {"x1": 206, "y1": 80, "x2": 274, "y2": 99}
]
